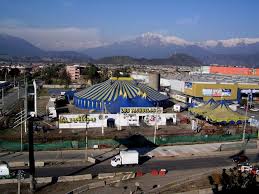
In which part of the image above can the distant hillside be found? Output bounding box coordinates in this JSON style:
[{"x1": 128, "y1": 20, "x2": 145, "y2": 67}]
[
  {"x1": 45, "y1": 51, "x2": 92, "y2": 62},
  {"x1": 0, "y1": 34, "x2": 44, "y2": 56},
  {"x1": 202, "y1": 53, "x2": 259, "y2": 67},
  {"x1": 1, "y1": 33, "x2": 259, "y2": 66},
  {"x1": 95, "y1": 54, "x2": 202, "y2": 66}
]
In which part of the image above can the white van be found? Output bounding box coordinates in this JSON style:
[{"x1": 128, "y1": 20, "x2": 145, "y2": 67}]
[{"x1": 111, "y1": 150, "x2": 139, "y2": 167}]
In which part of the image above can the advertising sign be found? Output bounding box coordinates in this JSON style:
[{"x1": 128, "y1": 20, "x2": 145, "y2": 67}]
[
  {"x1": 241, "y1": 89, "x2": 259, "y2": 94},
  {"x1": 221, "y1": 89, "x2": 231, "y2": 96},
  {"x1": 143, "y1": 113, "x2": 176, "y2": 126},
  {"x1": 184, "y1": 82, "x2": 192, "y2": 89},
  {"x1": 120, "y1": 107, "x2": 163, "y2": 115},
  {"x1": 202, "y1": 89, "x2": 213, "y2": 96},
  {"x1": 212, "y1": 89, "x2": 222, "y2": 97},
  {"x1": 59, "y1": 114, "x2": 104, "y2": 129},
  {"x1": 202, "y1": 89, "x2": 231, "y2": 97},
  {"x1": 143, "y1": 114, "x2": 165, "y2": 126}
]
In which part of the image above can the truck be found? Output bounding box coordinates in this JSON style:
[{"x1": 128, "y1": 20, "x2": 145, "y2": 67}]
[
  {"x1": 111, "y1": 150, "x2": 139, "y2": 167},
  {"x1": 0, "y1": 162, "x2": 10, "y2": 179}
]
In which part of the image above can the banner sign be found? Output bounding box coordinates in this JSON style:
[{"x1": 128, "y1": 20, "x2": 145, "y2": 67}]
[
  {"x1": 241, "y1": 89, "x2": 259, "y2": 94},
  {"x1": 184, "y1": 82, "x2": 193, "y2": 89},
  {"x1": 202, "y1": 89, "x2": 213, "y2": 96},
  {"x1": 202, "y1": 89, "x2": 231, "y2": 97},
  {"x1": 221, "y1": 89, "x2": 231, "y2": 96},
  {"x1": 59, "y1": 114, "x2": 104, "y2": 129},
  {"x1": 120, "y1": 107, "x2": 163, "y2": 114}
]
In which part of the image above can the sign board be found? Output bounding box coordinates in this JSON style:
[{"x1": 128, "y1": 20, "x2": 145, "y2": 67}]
[
  {"x1": 202, "y1": 89, "x2": 231, "y2": 97},
  {"x1": 221, "y1": 89, "x2": 231, "y2": 96},
  {"x1": 184, "y1": 82, "x2": 192, "y2": 89},
  {"x1": 202, "y1": 89, "x2": 213, "y2": 96},
  {"x1": 120, "y1": 107, "x2": 163, "y2": 115},
  {"x1": 143, "y1": 113, "x2": 176, "y2": 126},
  {"x1": 212, "y1": 89, "x2": 222, "y2": 97},
  {"x1": 241, "y1": 89, "x2": 259, "y2": 94},
  {"x1": 59, "y1": 114, "x2": 105, "y2": 129}
]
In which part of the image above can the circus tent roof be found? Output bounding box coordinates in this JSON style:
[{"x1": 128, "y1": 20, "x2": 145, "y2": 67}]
[
  {"x1": 203, "y1": 100, "x2": 247, "y2": 124},
  {"x1": 75, "y1": 77, "x2": 168, "y2": 103}
]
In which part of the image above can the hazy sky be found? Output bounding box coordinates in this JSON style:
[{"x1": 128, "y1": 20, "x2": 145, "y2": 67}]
[{"x1": 0, "y1": 0, "x2": 258, "y2": 50}]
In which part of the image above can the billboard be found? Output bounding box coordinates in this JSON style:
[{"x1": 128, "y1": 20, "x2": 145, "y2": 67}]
[
  {"x1": 241, "y1": 89, "x2": 259, "y2": 94},
  {"x1": 202, "y1": 89, "x2": 213, "y2": 96},
  {"x1": 143, "y1": 113, "x2": 176, "y2": 126},
  {"x1": 59, "y1": 114, "x2": 105, "y2": 129},
  {"x1": 212, "y1": 89, "x2": 222, "y2": 97},
  {"x1": 202, "y1": 89, "x2": 231, "y2": 97},
  {"x1": 221, "y1": 89, "x2": 231, "y2": 96},
  {"x1": 120, "y1": 107, "x2": 163, "y2": 115},
  {"x1": 184, "y1": 82, "x2": 192, "y2": 89}
]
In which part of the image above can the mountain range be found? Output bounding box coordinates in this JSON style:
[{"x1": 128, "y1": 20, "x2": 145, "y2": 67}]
[{"x1": 1, "y1": 32, "x2": 259, "y2": 66}]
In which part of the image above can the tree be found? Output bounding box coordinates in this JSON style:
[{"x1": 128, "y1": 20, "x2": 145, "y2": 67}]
[
  {"x1": 9, "y1": 68, "x2": 20, "y2": 77},
  {"x1": 81, "y1": 64, "x2": 100, "y2": 84},
  {"x1": 59, "y1": 69, "x2": 71, "y2": 86}
]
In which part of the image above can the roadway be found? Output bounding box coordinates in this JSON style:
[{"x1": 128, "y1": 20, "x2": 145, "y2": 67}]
[
  {"x1": 0, "y1": 86, "x2": 24, "y2": 114},
  {"x1": 34, "y1": 152, "x2": 259, "y2": 177}
]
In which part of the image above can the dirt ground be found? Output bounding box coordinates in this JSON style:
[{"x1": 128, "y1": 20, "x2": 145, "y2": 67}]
[
  {"x1": 162, "y1": 175, "x2": 212, "y2": 193},
  {"x1": 0, "y1": 179, "x2": 95, "y2": 194}
]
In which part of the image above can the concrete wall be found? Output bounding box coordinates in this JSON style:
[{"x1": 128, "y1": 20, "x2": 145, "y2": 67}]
[
  {"x1": 149, "y1": 73, "x2": 160, "y2": 91},
  {"x1": 169, "y1": 80, "x2": 185, "y2": 92}
]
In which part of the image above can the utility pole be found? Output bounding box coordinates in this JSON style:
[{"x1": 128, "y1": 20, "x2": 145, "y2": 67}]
[
  {"x1": 33, "y1": 80, "x2": 37, "y2": 117},
  {"x1": 243, "y1": 91, "x2": 251, "y2": 142},
  {"x1": 102, "y1": 100, "x2": 104, "y2": 135},
  {"x1": 20, "y1": 108, "x2": 23, "y2": 152},
  {"x1": 24, "y1": 79, "x2": 28, "y2": 133},
  {"x1": 28, "y1": 118, "x2": 36, "y2": 193},
  {"x1": 154, "y1": 104, "x2": 158, "y2": 144},
  {"x1": 85, "y1": 114, "x2": 88, "y2": 162},
  {"x1": 1, "y1": 88, "x2": 4, "y2": 107},
  {"x1": 17, "y1": 81, "x2": 20, "y2": 99},
  {"x1": 17, "y1": 170, "x2": 21, "y2": 194}
]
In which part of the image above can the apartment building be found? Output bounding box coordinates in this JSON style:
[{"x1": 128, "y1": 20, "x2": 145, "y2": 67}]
[{"x1": 66, "y1": 65, "x2": 80, "y2": 80}]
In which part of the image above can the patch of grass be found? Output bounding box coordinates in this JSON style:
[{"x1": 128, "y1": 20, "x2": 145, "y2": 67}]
[{"x1": 38, "y1": 88, "x2": 49, "y2": 96}]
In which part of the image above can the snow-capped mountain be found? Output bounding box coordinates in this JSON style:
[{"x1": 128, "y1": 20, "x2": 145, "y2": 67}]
[
  {"x1": 83, "y1": 32, "x2": 259, "y2": 59},
  {"x1": 132, "y1": 32, "x2": 192, "y2": 46},
  {"x1": 1, "y1": 32, "x2": 259, "y2": 65},
  {"x1": 124, "y1": 32, "x2": 259, "y2": 48},
  {"x1": 199, "y1": 38, "x2": 259, "y2": 48}
]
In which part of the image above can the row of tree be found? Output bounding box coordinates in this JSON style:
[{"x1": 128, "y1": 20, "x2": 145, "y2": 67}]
[
  {"x1": 0, "y1": 68, "x2": 20, "y2": 80},
  {"x1": 39, "y1": 64, "x2": 71, "y2": 85}
]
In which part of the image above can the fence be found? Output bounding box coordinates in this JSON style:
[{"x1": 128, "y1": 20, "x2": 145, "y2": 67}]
[{"x1": 0, "y1": 133, "x2": 257, "y2": 152}]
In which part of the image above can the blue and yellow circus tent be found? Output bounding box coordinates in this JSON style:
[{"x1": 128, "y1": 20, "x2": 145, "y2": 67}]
[
  {"x1": 74, "y1": 77, "x2": 169, "y2": 113},
  {"x1": 203, "y1": 100, "x2": 247, "y2": 124},
  {"x1": 189, "y1": 98, "x2": 217, "y2": 116}
]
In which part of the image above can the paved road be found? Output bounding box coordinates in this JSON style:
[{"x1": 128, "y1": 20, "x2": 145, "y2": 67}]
[
  {"x1": 34, "y1": 153, "x2": 259, "y2": 177},
  {"x1": 1, "y1": 87, "x2": 24, "y2": 114}
]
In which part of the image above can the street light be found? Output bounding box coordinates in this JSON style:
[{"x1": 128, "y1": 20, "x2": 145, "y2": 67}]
[{"x1": 242, "y1": 91, "x2": 251, "y2": 142}]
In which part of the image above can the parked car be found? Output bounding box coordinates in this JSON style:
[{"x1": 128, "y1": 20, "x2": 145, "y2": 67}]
[
  {"x1": 237, "y1": 162, "x2": 253, "y2": 172},
  {"x1": 232, "y1": 155, "x2": 249, "y2": 163}
]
